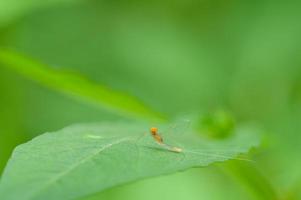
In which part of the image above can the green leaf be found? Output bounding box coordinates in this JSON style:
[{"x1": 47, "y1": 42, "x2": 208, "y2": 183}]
[
  {"x1": 221, "y1": 161, "x2": 278, "y2": 200},
  {"x1": 0, "y1": 49, "x2": 165, "y2": 121},
  {"x1": 0, "y1": 121, "x2": 260, "y2": 200},
  {"x1": 0, "y1": 0, "x2": 82, "y2": 27}
]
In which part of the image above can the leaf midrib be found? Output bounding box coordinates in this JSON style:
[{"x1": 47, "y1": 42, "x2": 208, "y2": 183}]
[{"x1": 27, "y1": 137, "x2": 131, "y2": 200}]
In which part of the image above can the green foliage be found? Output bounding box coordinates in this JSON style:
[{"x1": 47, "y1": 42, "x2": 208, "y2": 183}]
[
  {"x1": 0, "y1": 0, "x2": 81, "y2": 26},
  {"x1": 0, "y1": 122, "x2": 259, "y2": 200},
  {"x1": 221, "y1": 161, "x2": 277, "y2": 200},
  {"x1": 199, "y1": 110, "x2": 236, "y2": 139},
  {"x1": 0, "y1": 1, "x2": 300, "y2": 200},
  {"x1": 0, "y1": 50, "x2": 165, "y2": 121}
]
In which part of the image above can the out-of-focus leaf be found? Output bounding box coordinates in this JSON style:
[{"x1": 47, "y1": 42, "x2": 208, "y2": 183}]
[
  {"x1": 0, "y1": 49, "x2": 165, "y2": 121},
  {"x1": 84, "y1": 167, "x2": 252, "y2": 200},
  {"x1": 0, "y1": 68, "x2": 26, "y2": 173},
  {"x1": 0, "y1": 0, "x2": 82, "y2": 27},
  {"x1": 3, "y1": 1, "x2": 231, "y2": 117},
  {"x1": 0, "y1": 121, "x2": 259, "y2": 200},
  {"x1": 199, "y1": 110, "x2": 235, "y2": 139},
  {"x1": 221, "y1": 161, "x2": 278, "y2": 200}
]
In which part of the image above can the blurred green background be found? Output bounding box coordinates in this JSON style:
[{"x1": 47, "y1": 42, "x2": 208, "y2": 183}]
[{"x1": 0, "y1": 0, "x2": 301, "y2": 199}]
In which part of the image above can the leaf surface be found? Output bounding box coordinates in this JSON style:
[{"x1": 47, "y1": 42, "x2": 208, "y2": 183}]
[{"x1": 0, "y1": 122, "x2": 260, "y2": 200}]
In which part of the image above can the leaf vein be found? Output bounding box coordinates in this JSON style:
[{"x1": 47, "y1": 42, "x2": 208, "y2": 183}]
[{"x1": 28, "y1": 137, "x2": 131, "y2": 200}]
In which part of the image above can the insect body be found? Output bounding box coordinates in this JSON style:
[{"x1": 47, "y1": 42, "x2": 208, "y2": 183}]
[
  {"x1": 148, "y1": 127, "x2": 253, "y2": 162},
  {"x1": 150, "y1": 127, "x2": 182, "y2": 153},
  {"x1": 150, "y1": 127, "x2": 163, "y2": 143}
]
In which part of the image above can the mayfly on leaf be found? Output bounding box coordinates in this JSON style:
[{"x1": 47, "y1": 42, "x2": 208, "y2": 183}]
[
  {"x1": 149, "y1": 127, "x2": 182, "y2": 153},
  {"x1": 136, "y1": 120, "x2": 254, "y2": 163}
]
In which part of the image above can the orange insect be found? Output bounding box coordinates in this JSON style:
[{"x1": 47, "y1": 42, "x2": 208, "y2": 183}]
[
  {"x1": 150, "y1": 127, "x2": 182, "y2": 153},
  {"x1": 147, "y1": 127, "x2": 253, "y2": 162}
]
